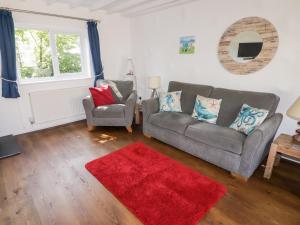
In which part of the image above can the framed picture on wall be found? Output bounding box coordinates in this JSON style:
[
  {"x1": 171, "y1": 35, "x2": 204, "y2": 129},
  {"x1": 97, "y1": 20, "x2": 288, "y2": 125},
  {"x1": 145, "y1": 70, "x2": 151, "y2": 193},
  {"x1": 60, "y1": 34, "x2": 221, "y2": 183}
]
[{"x1": 179, "y1": 36, "x2": 195, "y2": 54}]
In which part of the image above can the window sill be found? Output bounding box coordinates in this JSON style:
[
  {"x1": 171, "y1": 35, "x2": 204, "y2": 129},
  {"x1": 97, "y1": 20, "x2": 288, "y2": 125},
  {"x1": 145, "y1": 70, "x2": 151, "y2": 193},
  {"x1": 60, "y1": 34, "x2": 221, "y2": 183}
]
[{"x1": 19, "y1": 76, "x2": 93, "y2": 86}]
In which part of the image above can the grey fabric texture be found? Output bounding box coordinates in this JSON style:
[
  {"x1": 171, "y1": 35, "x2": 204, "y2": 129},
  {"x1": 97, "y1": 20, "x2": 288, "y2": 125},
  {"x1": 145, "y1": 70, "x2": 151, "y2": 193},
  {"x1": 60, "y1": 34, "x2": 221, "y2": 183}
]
[
  {"x1": 83, "y1": 81, "x2": 136, "y2": 128},
  {"x1": 185, "y1": 123, "x2": 246, "y2": 155},
  {"x1": 149, "y1": 112, "x2": 198, "y2": 134},
  {"x1": 93, "y1": 104, "x2": 125, "y2": 118},
  {"x1": 143, "y1": 122, "x2": 241, "y2": 172},
  {"x1": 210, "y1": 88, "x2": 280, "y2": 127},
  {"x1": 239, "y1": 113, "x2": 283, "y2": 178},
  {"x1": 168, "y1": 81, "x2": 214, "y2": 114},
  {"x1": 142, "y1": 81, "x2": 283, "y2": 179},
  {"x1": 82, "y1": 96, "x2": 95, "y2": 126},
  {"x1": 142, "y1": 98, "x2": 160, "y2": 123}
]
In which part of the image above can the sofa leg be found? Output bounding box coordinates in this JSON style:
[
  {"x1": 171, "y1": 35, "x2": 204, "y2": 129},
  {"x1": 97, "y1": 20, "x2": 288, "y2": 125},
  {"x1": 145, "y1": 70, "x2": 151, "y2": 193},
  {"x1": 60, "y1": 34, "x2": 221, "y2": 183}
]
[
  {"x1": 126, "y1": 126, "x2": 133, "y2": 133},
  {"x1": 87, "y1": 124, "x2": 96, "y2": 132},
  {"x1": 231, "y1": 172, "x2": 248, "y2": 182}
]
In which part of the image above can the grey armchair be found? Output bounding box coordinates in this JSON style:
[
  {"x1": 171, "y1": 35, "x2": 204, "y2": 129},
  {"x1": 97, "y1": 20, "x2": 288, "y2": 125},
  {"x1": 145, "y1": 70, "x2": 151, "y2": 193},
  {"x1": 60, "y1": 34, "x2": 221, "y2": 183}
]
[{"x1": 83, "y1": 80, "x2": 137, "y2": 133}]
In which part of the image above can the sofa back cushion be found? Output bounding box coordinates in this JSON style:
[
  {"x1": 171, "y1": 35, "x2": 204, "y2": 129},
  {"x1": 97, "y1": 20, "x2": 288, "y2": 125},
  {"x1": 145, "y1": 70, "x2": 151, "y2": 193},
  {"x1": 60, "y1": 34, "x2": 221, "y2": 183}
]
[
  {"x1": 210, "y1": 88, "x2": 280, "y2": 127},
  {"x1": 168, "y1": 81, "x2": 214, "y2": 114}
]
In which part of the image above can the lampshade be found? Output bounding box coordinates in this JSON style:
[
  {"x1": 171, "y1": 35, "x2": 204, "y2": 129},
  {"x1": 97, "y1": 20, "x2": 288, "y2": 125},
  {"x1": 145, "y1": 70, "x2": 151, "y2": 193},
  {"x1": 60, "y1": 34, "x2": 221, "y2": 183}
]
[
  {"x1": 148, "y1": 76, "x2": 161, "y2": 89},
  {"x1": 287, "y1": 97, "x2": 300, "y2": 121}
]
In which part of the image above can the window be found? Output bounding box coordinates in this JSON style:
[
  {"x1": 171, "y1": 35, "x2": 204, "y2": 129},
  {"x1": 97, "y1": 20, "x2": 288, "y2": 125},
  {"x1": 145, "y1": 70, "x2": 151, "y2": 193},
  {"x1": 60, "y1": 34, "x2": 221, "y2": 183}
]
[{"x1": 15, "y1": 26, "x2": 88, "y2": 82}]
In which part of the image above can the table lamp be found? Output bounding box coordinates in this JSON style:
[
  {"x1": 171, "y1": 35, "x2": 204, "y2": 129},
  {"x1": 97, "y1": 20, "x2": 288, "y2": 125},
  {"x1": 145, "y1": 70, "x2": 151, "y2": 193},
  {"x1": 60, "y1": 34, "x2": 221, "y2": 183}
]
[
  {"x1": 148, "y1": 76, "x2": 161, "y2": 98},
  {"x1": 287, "y1": 96, "x2": 300, "y2": 143}
]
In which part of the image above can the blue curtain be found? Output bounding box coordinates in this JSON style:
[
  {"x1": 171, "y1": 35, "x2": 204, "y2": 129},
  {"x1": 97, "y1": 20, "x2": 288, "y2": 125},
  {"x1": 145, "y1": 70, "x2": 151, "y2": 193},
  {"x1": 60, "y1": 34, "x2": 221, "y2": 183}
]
[
  {"x1": 87, "y1": 21, "x2": 104, "y2": 87},
  {"x1": 0, "y1": 10, "x2": 20, "y2": 98}
]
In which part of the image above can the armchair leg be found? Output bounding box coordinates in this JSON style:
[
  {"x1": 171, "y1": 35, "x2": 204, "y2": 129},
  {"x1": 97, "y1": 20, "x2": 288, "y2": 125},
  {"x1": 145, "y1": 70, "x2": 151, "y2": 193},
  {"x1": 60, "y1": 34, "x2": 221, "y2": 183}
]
[
  {"x1": 231, "y1": 172, "x2": 248, "y2": 182},
  {"x1": 126, "y1": 126, "x2": 133, "y2": 133},
  {"x1": 87, "y1": 124, "x2": 96, "y2": 132}
]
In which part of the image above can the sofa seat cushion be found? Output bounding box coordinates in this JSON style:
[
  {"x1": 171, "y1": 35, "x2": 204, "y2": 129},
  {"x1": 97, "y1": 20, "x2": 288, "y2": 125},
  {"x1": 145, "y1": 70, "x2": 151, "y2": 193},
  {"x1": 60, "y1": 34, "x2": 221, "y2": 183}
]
[
  {"x1": 185, "y1": 123, "x2": 246, "y2": 155},
  {"x1": 149, "y1": 112, "x2": 197, "y2": 134},
  {"x1": 93, "y1": 104, "x2": 125, "y2": 118}
]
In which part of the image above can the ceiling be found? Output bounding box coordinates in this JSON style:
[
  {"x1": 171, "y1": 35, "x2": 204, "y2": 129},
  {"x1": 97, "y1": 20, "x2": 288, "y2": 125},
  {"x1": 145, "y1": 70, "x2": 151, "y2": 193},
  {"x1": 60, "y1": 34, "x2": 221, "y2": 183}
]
[{"x1": 44, "y1": 0, "x2": 199, "y2": 17}]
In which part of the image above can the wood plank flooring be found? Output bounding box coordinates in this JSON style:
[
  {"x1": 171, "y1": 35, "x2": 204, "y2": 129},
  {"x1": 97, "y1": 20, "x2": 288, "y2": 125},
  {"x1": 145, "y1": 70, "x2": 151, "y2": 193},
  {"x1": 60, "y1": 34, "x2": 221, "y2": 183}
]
[{"x1": 0, "y1": 121, "x2": 299, "y2": 225}]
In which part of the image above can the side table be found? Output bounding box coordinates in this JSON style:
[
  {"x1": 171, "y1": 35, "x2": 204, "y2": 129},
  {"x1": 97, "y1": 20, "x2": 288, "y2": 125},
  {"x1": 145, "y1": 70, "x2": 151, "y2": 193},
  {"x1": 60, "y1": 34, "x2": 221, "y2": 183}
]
[
  {"x1": 264, "y1": 134, "x2": 300, "y2": 179},
  {"x1": 135, "y1": 103, "x2": 142, "y2": 125}
]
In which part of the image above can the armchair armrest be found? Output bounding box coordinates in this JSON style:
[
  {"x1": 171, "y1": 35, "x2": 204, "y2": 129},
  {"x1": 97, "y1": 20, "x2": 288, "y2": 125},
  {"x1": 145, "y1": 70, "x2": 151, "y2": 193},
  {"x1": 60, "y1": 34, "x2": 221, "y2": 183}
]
[
  {"x1": 239, "y1": 113, "x2": 283, "y2": 178},
  {"x1": 82, "y1": 96, "x2": 95, "y2": 125},
  {"x1": 124, "y1": 90, "x2": 137, "y2": 125},
  {"x1": 142, "y1": 98, "x2": 159, "y2": 122}
]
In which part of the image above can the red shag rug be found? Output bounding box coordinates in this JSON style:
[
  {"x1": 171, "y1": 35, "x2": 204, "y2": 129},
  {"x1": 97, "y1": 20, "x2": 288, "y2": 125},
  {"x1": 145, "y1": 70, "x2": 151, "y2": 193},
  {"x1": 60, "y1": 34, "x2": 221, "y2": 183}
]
[{"x1": 85, "y1": 142, "x2": 226, "y2": 225}]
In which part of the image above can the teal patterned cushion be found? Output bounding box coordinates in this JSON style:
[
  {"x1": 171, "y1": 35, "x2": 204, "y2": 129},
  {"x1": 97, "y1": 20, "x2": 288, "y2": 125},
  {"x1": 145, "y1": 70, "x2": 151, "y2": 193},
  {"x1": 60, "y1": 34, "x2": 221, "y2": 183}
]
[
  {"x1": 159, "y1": 91, "x2": 182, "y2": 112},
  {"x1": 230, "y1": 104, "x2": 269, "y2": 135},
  {"x1": 192, "y1": 95, "x2": 222, "y2": 124}
]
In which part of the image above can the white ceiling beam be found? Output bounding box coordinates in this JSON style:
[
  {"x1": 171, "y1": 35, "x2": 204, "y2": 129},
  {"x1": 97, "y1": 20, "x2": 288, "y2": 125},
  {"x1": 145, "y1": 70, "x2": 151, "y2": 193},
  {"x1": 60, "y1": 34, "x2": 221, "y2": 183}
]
[
  {"x1": 121, "y1": 0, "x2": 180, "y2": 15},
  {"x1": 89, "y1": 0, "x2": 124, "y2": 12},
  {"x1": 107, "y1": 0, "x2": 161, "y2": 14},
  {"x1": 123, "y1": 0, "x2": 199, "y2": 17}
]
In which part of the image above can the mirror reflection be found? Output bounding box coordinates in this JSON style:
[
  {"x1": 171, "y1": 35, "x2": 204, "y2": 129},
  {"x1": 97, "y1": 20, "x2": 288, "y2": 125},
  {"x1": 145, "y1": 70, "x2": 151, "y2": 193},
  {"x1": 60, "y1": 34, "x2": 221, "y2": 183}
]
[{"x1": 229, "y1": 31, "x2": 263, "y2": 63}]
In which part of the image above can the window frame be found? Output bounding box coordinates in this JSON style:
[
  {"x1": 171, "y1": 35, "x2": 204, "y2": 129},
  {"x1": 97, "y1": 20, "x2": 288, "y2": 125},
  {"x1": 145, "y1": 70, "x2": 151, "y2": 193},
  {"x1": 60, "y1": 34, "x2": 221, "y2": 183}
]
[{"x1": 15, "y1": 23, "x2": 91, "y2": 84}]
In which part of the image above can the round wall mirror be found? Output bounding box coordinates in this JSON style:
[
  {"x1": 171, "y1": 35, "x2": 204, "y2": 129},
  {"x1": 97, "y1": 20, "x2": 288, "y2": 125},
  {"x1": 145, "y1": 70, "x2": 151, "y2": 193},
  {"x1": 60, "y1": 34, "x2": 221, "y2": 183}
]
[{"x1": 218, "y1": 17, "x2": 279, "y2": 75}]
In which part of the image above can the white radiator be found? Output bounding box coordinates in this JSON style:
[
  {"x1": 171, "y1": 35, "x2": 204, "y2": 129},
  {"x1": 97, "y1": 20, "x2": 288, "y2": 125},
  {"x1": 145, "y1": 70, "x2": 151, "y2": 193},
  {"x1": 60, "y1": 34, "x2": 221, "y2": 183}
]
[{"x1": 28, "y1": 86, "x2": 89, "y2": 124}]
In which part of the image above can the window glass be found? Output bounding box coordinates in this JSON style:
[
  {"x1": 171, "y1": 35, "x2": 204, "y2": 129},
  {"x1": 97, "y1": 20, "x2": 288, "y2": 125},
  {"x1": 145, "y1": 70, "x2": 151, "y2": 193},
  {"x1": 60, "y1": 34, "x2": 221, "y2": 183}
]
[
  {"x1": 56, "y1": 34, "x2": 82, "y2": 74},
  {"x1": 15, "y1": 28, "x2": 53, "y2": 79}
]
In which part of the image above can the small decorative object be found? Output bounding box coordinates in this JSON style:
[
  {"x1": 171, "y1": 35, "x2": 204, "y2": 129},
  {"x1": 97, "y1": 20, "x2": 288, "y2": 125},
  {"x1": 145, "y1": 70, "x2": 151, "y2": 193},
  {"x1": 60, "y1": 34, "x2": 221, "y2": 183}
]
[
  {"x1": 124, "y1": 57, "x2": 137, "y2": 91},
  {"x1": 159, "y1": 91, "x2": 182, "y2": 112},
  {"x1": 192, "y1": 95, "x2": 222, "y2": 124},
  {"x1": 148, "y1": 76, "x2": 161, "y2": 98},
  {"x1": 230, "y1": 104, "x2": 269, "y2": 135},
  {"x1": 287, "y1": 96, "x2": 300, "y2": 143},
  {"x1": 179, "y1": 36, "x2": 195, "y2": 54}
]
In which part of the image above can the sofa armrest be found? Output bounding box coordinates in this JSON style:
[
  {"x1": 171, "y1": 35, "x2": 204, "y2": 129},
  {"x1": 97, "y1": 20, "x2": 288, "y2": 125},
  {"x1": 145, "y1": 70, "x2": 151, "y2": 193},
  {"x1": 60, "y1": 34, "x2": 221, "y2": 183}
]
[
  {"x1": 142, "y1": 98, "x2": 159, "y2": 122},
  {"x1": 124, "y1": 90, "x2": 137, "y2": 125},
  {"x1": 239, "y1": 113, "x2": 283, "y2": 178},
  {"x1": 82, "y1": 96, "x2": 95, "y2": 125}
]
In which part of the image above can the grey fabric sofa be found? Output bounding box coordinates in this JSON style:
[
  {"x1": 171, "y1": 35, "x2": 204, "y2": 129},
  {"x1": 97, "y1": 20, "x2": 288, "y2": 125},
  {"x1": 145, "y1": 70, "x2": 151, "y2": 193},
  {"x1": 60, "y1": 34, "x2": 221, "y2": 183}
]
[
  {"x1": 83, "y1": 80, "x2": 137, "y2": 133},
  {"x1": 142, "y1": 81, "x2": 283, "y2": 180}
]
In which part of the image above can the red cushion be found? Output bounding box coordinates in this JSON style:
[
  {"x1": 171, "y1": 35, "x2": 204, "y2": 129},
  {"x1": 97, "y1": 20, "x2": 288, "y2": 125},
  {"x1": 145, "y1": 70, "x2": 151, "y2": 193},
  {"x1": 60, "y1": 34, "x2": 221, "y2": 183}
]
[{"x1": 89, "y1": 85, "x2": 116, "y2": 107}]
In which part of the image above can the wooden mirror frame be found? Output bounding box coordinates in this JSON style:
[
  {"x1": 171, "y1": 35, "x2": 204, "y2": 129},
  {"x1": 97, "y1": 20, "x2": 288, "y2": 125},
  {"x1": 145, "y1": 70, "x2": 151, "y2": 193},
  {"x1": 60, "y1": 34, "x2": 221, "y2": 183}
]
[{"x1": 218, "y1": 17, "x2": 279, "y2": 75}]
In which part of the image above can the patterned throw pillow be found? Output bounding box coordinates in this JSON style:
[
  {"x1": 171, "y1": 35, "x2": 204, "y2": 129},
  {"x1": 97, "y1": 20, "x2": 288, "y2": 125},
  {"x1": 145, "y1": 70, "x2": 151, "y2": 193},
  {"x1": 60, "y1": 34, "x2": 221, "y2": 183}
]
[
  {"x1": 159, "y1": 91, "x2": 182, "y2": 112},
  {"x1": 192, "y1": 95, "x2": 222, "y2": 124},
  {"x1": 98, "y1": 80, "x2": 123, "y2": 100},
  {"x1": 230, "y1": 104, "x2": 269, "y2": 135}
]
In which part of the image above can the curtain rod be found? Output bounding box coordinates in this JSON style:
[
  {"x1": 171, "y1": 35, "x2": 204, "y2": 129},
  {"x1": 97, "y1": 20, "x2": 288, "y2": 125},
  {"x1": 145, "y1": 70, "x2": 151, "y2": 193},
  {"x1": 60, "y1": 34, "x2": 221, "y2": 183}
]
[{"x1": 0, "y1": 7, "x2": 100, "y2": 23}]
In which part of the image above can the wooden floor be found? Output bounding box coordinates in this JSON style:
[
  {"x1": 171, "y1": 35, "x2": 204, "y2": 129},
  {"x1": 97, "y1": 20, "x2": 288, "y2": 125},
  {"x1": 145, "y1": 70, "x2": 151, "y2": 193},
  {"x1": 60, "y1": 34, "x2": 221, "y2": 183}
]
[{"x1": 0, "y1": 121, "x2": 299, "y2": 225}]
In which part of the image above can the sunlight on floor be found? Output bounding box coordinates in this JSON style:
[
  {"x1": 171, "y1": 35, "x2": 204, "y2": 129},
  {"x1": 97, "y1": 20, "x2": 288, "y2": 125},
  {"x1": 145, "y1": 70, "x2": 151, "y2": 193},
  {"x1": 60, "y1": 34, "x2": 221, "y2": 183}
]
[{"x1": 93, "y1": 133, "x2": 117, "y2": 144}]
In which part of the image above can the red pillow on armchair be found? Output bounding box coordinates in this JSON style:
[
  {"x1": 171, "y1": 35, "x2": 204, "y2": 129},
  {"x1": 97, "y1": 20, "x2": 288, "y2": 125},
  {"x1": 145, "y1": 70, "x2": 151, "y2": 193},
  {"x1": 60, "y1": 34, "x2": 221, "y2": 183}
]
[{"x1": 89, "y1": 85, "x2": 116, "y2": 107}]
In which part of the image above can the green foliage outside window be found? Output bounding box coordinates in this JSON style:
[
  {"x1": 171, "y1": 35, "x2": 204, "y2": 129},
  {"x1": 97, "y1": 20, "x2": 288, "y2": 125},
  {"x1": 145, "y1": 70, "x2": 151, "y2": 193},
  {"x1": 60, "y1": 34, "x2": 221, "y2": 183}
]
[{"x1": 15, "y1": 28, "x2": 82, "y2": 79}]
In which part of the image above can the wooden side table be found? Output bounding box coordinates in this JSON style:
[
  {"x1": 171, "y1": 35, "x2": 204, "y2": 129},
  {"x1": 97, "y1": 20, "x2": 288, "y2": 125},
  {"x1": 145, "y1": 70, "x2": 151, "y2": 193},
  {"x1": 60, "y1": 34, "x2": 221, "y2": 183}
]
[{"x1": 264, "y1": 134, "x2": 300, "y2": 179}]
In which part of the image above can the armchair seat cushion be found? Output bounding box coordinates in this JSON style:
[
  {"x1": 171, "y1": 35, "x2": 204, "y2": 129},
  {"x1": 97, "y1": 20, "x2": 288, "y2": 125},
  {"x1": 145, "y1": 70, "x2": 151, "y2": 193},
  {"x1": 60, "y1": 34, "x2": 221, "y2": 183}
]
[
  {"x1": 185, "y1": 123, "x2": 246, "y2": 155},
  {"x1": 149, "y1": 112, "x2": 197, "y2": 134},
  {"x1": 92, "y1": 104, "x2": 125, "y2": 118}
]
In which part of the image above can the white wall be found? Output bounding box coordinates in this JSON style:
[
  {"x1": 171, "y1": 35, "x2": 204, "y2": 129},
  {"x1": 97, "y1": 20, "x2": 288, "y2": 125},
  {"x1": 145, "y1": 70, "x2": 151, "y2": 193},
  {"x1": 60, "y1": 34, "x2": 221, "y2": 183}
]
[
  {"x1": 0, "y1": 0, "x2": 132, "y2": 136},
  {"x1": 131, "y1": 0, "x2": 300, "y2": 135}
]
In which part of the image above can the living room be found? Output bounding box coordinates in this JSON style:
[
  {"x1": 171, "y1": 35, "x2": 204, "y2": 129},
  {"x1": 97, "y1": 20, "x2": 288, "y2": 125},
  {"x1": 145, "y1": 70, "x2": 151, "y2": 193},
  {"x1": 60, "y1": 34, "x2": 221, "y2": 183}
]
[{"x1": 0, "y1": 0, "x2": 299, "y2": 224}]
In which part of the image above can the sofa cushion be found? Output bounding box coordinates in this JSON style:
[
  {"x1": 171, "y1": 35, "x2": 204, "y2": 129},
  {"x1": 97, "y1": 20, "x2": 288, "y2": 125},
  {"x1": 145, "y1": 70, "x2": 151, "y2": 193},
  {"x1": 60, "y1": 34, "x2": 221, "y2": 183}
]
[
  {"x1": 93, "y1": 104, "x2": 125, "y2": 118},
  {"x1": 149, "y1": 112, "x2": 197, "y2": 134},
  {"x1": 210, "y1": 88, "x2": 280, "y2": 127},
  {"x1": 185, "y1": 123, "x2": 246, "y2": 155},
  {"x1": 96, "y1": 80, "x2": 133, "y2": 102},
  {"x1": 168, "y1": 81, "x2": 214, "y2": 114}
]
